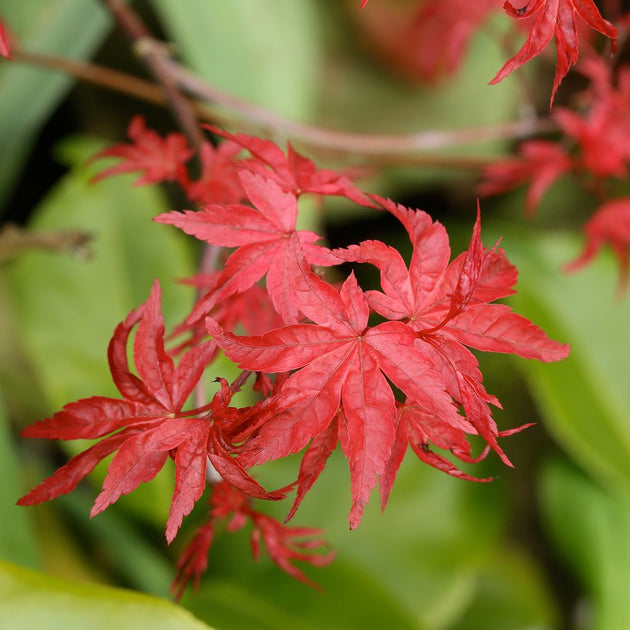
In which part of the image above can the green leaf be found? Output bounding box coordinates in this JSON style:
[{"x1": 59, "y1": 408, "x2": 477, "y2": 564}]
[
  {"x1": 0, "y1": 0, "x2": 111, "y2": 204},
  {"x1": 0, "y1": 559, "x2": 215, "y2": 630},
  {"x1": 540, "y1": 459, "x2": 630, "y2": 630},
  {"x1": 185, "y1": 562, "x2": 422, "y2": 630},
  {"x1": 0, "y1": 390, "x2": 40, "y2": 569},
  {"x1": 498, "y1": 228, "x2": 630, "y2": 490},
  {"x1": 449, "y1": 548, "x2": 558, "y2": 630},
  {"x1": 10, "y1": 135, "x2": 195, "y2": 408},
  {"x1": 149, "y1": 0, "x2": 321, "y2": 121},
  {"x1": 58, "y1": 490, "x2": 174, "y2": 596}
]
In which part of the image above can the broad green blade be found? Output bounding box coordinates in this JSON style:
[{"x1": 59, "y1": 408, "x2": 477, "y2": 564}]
[
  {"x1": 0, "y1": 0, "x2": 111, "y2": 204},
  {"x1": 0, "y1": 560, "x2": 215, "y2": 630},
  {"x1": 149, "y1": 0, "x2": 321, "y2": 122},
  {"x1": 0, "y1": 390, "x2": 40, "y2": 569},
  {"x1": 500, "y1": 228, "x2": 630, "y2": 490},
  {"x1": 540, "y1": 459, "x2": 630, "y2": 630}
]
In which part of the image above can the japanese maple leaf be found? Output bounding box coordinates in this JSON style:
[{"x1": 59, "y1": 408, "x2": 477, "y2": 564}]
[
  {"x1": 0, "y1": 19, "x2": 12, "y2": 59},
  {"x1": 169, "y1": 273, "x2": 284, "y2": 355},
  {"x1": 91, "y1": 115, "x2": 193, "y2": 186},
  {"x1": 183, "y1": 139, "x2": 245, "y2": 206},
  {"x1": 172, "y1": 481, "x2": 333, "y2": 599},
  {"x1": 565, "y1": 197, "x2": 630, "y2": 292},
  {"x1": 380, "y1": 400, "x2": 534, "y2": 510},
  {"x1": 405, "y1": 0, "x2": 500, "y2": 80},
  {"x1": 479, "y1": 140, "x2": 573, "y2": 215},
  {"x1": 352, "y1": 0, "x2": 500, "y2": 83},
  {"x1": 19, "y1": 281, "x2": 278, "y2": 542},
  {"x1": 335, "y1": 197, "x2": 569, "y2": 463},
  {"x1": 554, "y1": 60, "x2": 630, "y2": 179},
  {"x1": 208, "y1": 126, "x2": 374, "y2": 206},
  {"x1": 206, "y1": 240, "x2": 462, "y2": 528},
  {"x1": 490, "y1": 0, "x2": 617, "y2": 105},
  {"x1": 380, "y1": 402, "x2": 491, "y2": 510},
  {"x1": 156, "y1": 169, "x2": 338, "y2": 324}
]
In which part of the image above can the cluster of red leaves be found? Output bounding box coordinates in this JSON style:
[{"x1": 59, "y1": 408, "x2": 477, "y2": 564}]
[
  {"x1": 0, "y1": 18, "x2": 12, "y2": 60},
  {"x1": 171, "y1": 481, "x2": 334, "y2": 600},
  {"x1": 19, "y1": 118, "x2": 569, "y2": 594},
  {"x1": 490, "y1": 0, "x2": 617, "y2": 105},
  {"x1": 357, "y1": 0, "x2": 617, "y2": 105},
  {"x1": 481, "y1": 58, "x2": 630, "y2": 290},
  {"x1": 354, "y1": 0, "x2": 501, "y2": 83},
  {"x1": 17, "y1": 283, "x2": 288, "y2": 543}
]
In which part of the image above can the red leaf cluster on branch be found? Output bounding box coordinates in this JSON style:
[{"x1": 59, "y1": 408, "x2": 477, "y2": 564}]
[
  {"x1": 490, "y1": 0, "x2": 617, "y2": 105},
  {"x1": 481, "y1": 58, "x2": 630, "y2": 289},
  {"x1": 19, "y1": 119, "x2": 569, "y2": 594},
  {"x1": 357, "y1": 0, "x2": 617, "y2": 106}
]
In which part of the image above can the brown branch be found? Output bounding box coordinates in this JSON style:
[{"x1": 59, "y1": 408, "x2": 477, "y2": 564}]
[
  {"x1": 0, "y1": 223, "x2": 92, "y2": 263},
  {"x1": 99, "y1": 0, "x2": 204, "y2": 151},
  {"x1": 13, "y1": 50, "x2": 557, "y2": 168},
  {"x1": 164, "y1": 55, "x2": 557, "y2": 159}
]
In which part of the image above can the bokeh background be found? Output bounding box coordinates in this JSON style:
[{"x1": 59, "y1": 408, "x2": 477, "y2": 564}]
[{"x1": 1, "y1": 1, "x2": 629, "y2": 629}]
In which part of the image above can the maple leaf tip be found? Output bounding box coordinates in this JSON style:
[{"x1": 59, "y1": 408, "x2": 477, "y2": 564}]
[
  {"x1": 165, "y1": 526, "x2": 179, "y2": 545},
  {"x1": 16, "y1": 494, "x2": 33, "y2": 507}
]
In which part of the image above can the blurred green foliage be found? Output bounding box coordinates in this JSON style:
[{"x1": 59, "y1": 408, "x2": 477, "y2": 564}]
[{"x1": 0, "y1": 1, "x2": 628, "y2": 629}]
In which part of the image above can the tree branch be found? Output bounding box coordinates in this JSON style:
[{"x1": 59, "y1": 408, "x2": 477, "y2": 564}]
[
  {"x1": 12, "y1": 50, "x2": 557, "y2": 168},
  {"x1": 99, "y1": 0, "x2": 205, "y2": 151}
]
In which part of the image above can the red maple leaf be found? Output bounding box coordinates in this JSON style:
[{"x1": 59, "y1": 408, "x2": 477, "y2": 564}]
[
  {"x1": 18, "y1": 281, "x2": 280, "y2": 542},
  {"x1": 183, "y1": 139, "x2": 246, "y2": 206},
  {"x1": 554, "y1": 59, "x2": 630, "y2": 179},
  {"x1": 0, "y1": 19, "x2": 12, "y2": 60},
  {"x1": 172, "y1": 481, "x2": 334, "y2": 599},
  {"x1": 565, "y1": 197, "x2": 630, "y2": 292},
  {"x1": 206, "y1": 238, "x2": 463, "y2": 528},
  {"x1": 334, "y1": 197, "x2": 569, "y2": 471},
  {"x1": 169, "y1": 273, "x2": 284, "y2": 355},
  {"x1": 208, "y1": 126, "x2": 374, "y2": 206},
  {"x1": 352, "y1": 0, "x2": 500, "y2": 83},
  {"x1": 490, "y1": 0, "x2": 617, "y2": 105},
  {"x1": 478, "y1": 140, "x2": 574, "y2": 215},
  {"x1": 156, "y1": 169, "x2": 338, "y2": 324},
  {"x1": 91, "y1": 115, "x2": 193, "y2": 186}
]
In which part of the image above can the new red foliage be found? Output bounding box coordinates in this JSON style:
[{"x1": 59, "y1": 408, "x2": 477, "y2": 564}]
[
  {"x1": 554, "y1": 59, "x2": 630, "y2": 179},
  {"x1": 0, "y1": 19, "x2": 12, "y2": 60},
  {"x1": 91, "y1": 115, "x2": 193, "y2": 186},
  {"x1": 156, "y1": 170, "x2": 339, "y2": 324},
  {"x1": 207, "y1": 126, "x2": 373, "y2": 206},
  {"x1": 481, "y1": 56, "x2": 630, "y2": 286},
  {"x1": 205, "y1": 196, "x2": 568, "y2": 528},
  {"x1": 565, "y1": 198, "x2": 630, "y2": 292},
  {"x1": 479, "y1": 140, "x2": 573, "y2": 215},
  {"x1": 172, "y1": 481, "x2": 334, "y2": 599},
  {"x1": 21, "y1": 121, "x2": 571, "y2": 593},
  {"x1": 18, "y1": 281, "x2": 283, "y2": 543},
  {"x1": 490, "y1": 0, "x2": 617, "y2": 105}
]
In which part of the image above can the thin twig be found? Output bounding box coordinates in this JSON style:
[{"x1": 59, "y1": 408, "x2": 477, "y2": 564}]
[
  {"x1": 0, "y1": 223, "x2": 92, "y2": 263},
  {"x1": 100, "y1": 0, "x2": 205, "y2": 151},
  {"x1": 164, "y1": 56, "x2": 557, "y2": 158},
  {"x1": 13, "y1": 50, "x2": 557, "y2": 169}
]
